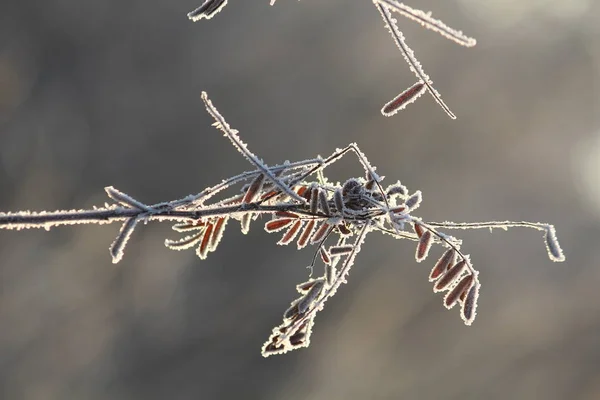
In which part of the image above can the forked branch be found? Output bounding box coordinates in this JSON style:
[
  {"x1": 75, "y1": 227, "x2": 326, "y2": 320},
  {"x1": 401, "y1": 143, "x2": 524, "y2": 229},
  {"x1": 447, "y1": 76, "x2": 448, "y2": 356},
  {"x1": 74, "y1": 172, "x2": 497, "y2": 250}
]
[{"x1": 0, "y1": 92, "x2": 565, "y2": 357}]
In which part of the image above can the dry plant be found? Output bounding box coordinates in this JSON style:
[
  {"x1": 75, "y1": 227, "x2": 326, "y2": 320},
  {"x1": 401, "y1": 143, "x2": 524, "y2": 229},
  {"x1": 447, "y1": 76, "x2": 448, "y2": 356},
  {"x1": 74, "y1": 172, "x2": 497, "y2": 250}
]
[
  {"x1": 188, "y1": 0, "x2": 477, "y2": 119},
  {"x1": 0, "y1": 92, "x2": 565, "y2": 357}
]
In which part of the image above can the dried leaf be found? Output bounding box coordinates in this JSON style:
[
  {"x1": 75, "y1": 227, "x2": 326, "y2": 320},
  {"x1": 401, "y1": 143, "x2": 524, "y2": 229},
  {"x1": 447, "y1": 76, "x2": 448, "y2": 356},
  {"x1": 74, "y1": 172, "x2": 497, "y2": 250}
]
[
  {"x1": 413, "y1": 222, "x2": 425, "y2": 238},
  {"x1": 310, "y1": 187, "x2": 319, "y2": 215},
  {"x1": 320, "y1": 248, "x2": 331, "y2": 265},
  {"x1": 297, "y1": 220, "x2": 316, "y2": 249},
  {"x1": 544, "y1": 226, "x2": 565, "y2": 262},
  {"x1": 209, "y1": 217, "x2": 228, "y2": 250},
  {"x1": 381, "y1": 81, "x2": 426, "y2": 116},
  {"x1": 318, "y1": 190, "x2": 331, "y2": 215},
  {"x1": 278, "y1": 220, "x2": 303, "y2": 245},
  {"x1": 461, "y1": 280, "x2": 480, "y2": 325},
  {"x1": 165, "y1": 231, "x2": 204, "y2": 251},
  {"x1": 172, "y1": 220, "x2": 206, "y2": 232},
  {"x1": 298, "y1": 279, "x2": 325, "y2": 314},
  {"x1": 405, "y1": 191, "x2": 422, "y2": 210},
  {"x1": 444, "y1": 274, "x2": 474, "y2": 309},
  {"x1": 265, "y1": 218, "x2": 294, "y2": 233},
  {"x1": 242, "y1": 173, "x2": 265, "y2": 204},
  {"x1": 429, "y1": 249, "x2": 456, "y2": 282},
  {"x1": 196, "y1": 222, "x2": 214, "y2": 259},
  {"x1": 334, "y1": 188, "x2": 344, "y2": 213},
  {"x1": 434, "y1": 259, "x2": 466, "y2": 292},
  {"x1": 110, "y1": 217, "x2": 140, "y2": 264},
  {"x1": 415, "y1": 230, "x2": 432, "y2": 262},
  {"x1": 311, "y1": 222, "x2": 331, "y2": 244},
  {"x1": 329, "y1": 245, "x2": 354, "y2": 256}
]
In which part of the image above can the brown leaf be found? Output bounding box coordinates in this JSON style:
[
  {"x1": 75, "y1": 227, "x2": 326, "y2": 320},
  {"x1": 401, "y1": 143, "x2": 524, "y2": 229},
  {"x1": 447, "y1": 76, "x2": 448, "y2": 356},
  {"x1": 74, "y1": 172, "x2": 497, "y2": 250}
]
[
  {"x1": 444, "y1": 274, "x2": 474, "y2": 309},
  {"x1": 381, "y1": 81, "x2": 426, "y2": 116},
  {"x1": 434, "y1": 260, "x2": 466, "y2": 292},
  {"x1": 429, "y1": 249, "x2": 456, "y2": 282},
  {"x1": 297, "y1": 220, "x2": 316, "y2": 249},
  {"x1": 265, "y1": 218, "x2": 293, "y2": 233},
  {"x1": 461, "y1": 281, "x2": 480, "y2": 325},
  {"x1": 415, "y1": 230, "x2": 432, "y2": 262},
  {"x1": 278, "y1": 220, "x2": 303, "y2": 245}
]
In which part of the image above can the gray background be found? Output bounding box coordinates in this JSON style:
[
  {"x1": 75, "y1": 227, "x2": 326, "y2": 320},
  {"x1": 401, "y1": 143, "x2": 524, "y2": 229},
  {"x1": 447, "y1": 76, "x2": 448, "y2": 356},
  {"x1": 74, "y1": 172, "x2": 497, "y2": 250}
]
[{"x1": 1, "y1": 1, "x2": 599, "y2": 399}]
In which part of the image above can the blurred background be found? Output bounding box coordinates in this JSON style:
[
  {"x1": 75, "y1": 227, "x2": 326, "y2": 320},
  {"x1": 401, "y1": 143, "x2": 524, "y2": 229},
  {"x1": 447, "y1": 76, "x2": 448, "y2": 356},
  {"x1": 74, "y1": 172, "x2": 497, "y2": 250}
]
[{"x1": 0, "y1": 0, "x2": 599, "y2": 399}]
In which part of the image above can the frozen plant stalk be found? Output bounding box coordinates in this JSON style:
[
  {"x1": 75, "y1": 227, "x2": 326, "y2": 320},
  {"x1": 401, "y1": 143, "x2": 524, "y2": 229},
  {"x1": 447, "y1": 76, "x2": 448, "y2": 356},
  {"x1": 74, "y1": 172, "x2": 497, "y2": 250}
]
[
  {"x1": 188, "y1": 0, "x2": 477, "y2": 119},
  {"x1": 0, "y1": 92, "x2": 565, "y2": 357}
]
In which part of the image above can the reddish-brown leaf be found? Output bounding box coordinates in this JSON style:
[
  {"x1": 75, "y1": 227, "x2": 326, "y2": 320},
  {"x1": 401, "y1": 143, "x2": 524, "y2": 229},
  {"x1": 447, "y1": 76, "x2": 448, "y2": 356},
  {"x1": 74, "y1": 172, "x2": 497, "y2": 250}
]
[
  {"x1": 320, "y1": 248, "x2": 331, "y2": 265},
  {"x1": 415, "y1": 230, "x2": 432, "y2": 262},
  {"x1": 278, "y1": 220, "x2": 303, "y2": 245},
  {"x1": 444, "y1": 274, "x2": 474, "y2": 309},
  {"x1": 297, "y1": 220, "x2": 316, "y2": 249},
  {"x1": 329, "y1": 245, "x2": 354, "y2": 256},
  {"x1": 209, "y1": 217, "x2": 228, "y2": 250},
  {"x1": 265, "y1": 218, "x2": 293, "y2": 232},
  {"x1": 196, "y1": 222, "x2": 214, "y2": 260},
  {"x1": 434, "y1": 260, "x2": 466, "y2": 292},
  {"x1": 319, "y1": 190, "x2": 331, "y2": 215},
  {"x1": 310, "y1": 187, "x2": 319, "y2": 215},
  {"x1": 429, "y1": 249, "x2": 456, "y2": 282},
  {"x1": 381, "y1": 81, "x2": 426, "y2": 116},
  {"x1": 413, "y1": 222, "x2": 424, "y2": 238},
  {"x1": 311, "y1": 223, "x2": 330, "y2": 244},
  {"x1": 242, "y1": 173, "x2": 265, "y2": 203},
  {"x1": 461, "y1": 282, "x2": 480, "y2": 325}
]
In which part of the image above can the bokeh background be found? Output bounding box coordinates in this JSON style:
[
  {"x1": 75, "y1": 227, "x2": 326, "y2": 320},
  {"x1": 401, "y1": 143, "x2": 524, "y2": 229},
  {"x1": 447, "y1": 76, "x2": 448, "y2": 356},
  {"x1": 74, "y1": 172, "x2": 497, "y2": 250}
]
[{"x1": 1, "y1": 1, "x2": 599, "y2": 399}]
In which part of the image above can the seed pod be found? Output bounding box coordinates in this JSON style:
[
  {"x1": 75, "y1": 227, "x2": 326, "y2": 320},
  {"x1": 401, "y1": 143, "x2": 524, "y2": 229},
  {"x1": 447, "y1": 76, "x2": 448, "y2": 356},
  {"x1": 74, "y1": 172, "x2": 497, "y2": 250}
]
[{"x1": 415, "y1": 230, "x2": 432, "y2": 262}]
